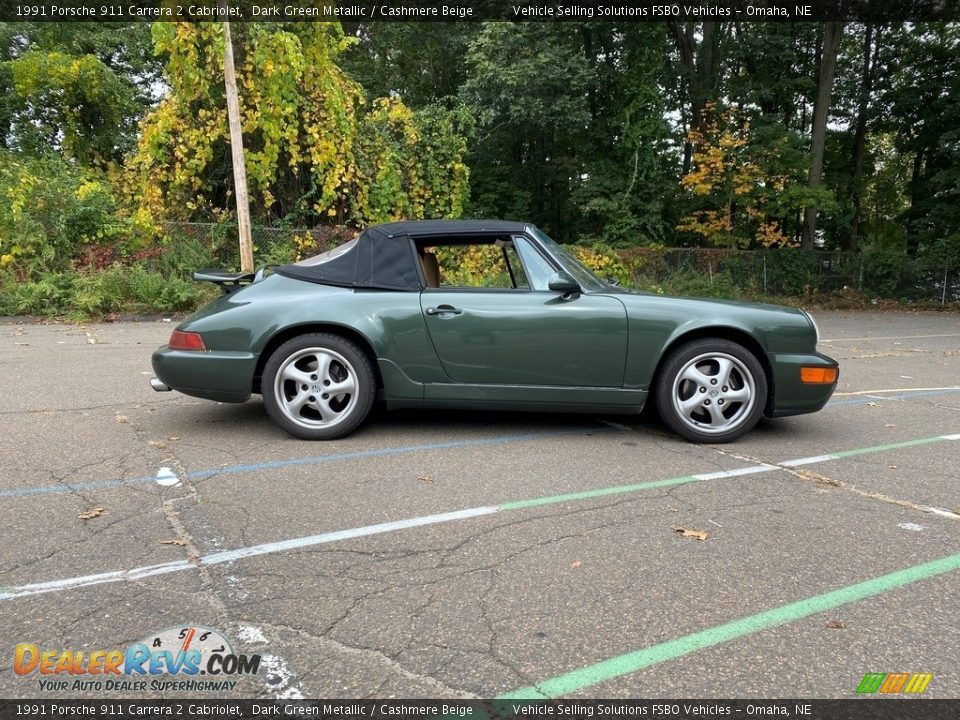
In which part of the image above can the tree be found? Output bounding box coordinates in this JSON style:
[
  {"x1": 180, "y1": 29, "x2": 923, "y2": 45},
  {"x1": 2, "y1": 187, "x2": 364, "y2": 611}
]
[
  {"x1": 460, "y1": 22, "x2": 592, "y2": 238},
  {"x1": 0, "y1": 22, "x2": 160, "y2": 165},
  {"x1": 341, "y1": 22, "x2": 476, "y2": 107},
  {"x1": 667, "y1": 21, "x2": 729, "y2": 175},
  {"x1": 802, "y1": 21, "x2": 845, "y2": 250},
  {"x1": 677, "y1": 104, "x2": 813, "y2": 248},
  {"x1": 126, "y1": 22, "x2": 471, "y2": 232},
  {"x1": 883, "y1": 24, "x2": 960, "y2": 263},
  {"x1": 847, "y1": 23, "x2": 883, "y2": 251}
]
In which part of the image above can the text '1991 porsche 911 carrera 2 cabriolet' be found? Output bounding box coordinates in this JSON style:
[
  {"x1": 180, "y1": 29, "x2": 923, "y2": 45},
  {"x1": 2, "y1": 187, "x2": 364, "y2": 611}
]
[{"x1": 151, "y1": 220, "x2": 838, "y2": 443}]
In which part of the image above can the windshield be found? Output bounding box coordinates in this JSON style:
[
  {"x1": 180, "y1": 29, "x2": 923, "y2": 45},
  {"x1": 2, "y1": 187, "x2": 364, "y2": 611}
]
[{"x1": 529, "y1": 227, "x2": 606, "y2": 291}]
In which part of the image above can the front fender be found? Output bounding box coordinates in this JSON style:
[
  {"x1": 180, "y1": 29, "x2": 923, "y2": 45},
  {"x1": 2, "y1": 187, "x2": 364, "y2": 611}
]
[{"x1": 616, "y1": 294, "x2": 815, "y2": 389}]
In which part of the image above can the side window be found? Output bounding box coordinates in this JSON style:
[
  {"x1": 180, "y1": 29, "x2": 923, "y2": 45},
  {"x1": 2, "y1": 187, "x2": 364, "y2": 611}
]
[
  {"x1": 513, "y1": 236, "x2": 556, "y2": 291},
  {"x1": 431, "y1": 242, "x2": 529, "y2": 289}
]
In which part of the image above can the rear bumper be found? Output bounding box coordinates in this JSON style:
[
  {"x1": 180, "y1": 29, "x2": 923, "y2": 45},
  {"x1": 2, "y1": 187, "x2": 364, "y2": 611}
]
[
  {"x1": 151, "y1": 347, "x2": 255, "y2": 403},
  {"x1": 765, "y1": 351, "x2": 838, "y2": 418}
]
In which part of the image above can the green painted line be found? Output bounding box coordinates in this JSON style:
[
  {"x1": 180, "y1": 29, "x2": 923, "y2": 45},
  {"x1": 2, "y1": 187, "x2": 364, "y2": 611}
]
[
  {"x1": 499, "y1": 434, "x2": 955, "y2": 513},
  {"x1": 500, "y1": 475, "x2": 700, "y2": 511},
  {"x1": 831, "y1": 435, "x2": 946, "y2": 458},
  {"x1": 499, "y1": 551, "x2": 960, "y2": 699}
]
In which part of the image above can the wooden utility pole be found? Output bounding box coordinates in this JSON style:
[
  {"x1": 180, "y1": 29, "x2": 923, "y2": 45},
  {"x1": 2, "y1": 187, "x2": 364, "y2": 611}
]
[{"x1": 222, "y1": 21, "x2": 254, "y2": 272}]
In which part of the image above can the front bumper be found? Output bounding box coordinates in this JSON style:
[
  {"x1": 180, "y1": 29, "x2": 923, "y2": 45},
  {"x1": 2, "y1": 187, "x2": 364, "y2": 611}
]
[
  {"x1": 151, "y1": 347, "x2": 255, "y2": 403},
  {"x1": 765, "y1": 351, "x2": 839, "y2": 418}
]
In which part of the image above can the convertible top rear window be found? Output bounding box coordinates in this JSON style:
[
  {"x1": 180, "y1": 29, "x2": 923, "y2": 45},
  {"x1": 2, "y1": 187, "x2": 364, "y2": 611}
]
[{"x1": 276, "y1": 228, "x2": 423, "y2": 291}]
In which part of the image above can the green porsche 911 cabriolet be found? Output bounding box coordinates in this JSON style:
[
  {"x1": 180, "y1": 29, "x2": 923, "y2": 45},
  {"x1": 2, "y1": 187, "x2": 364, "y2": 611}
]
[{"x1": 151, "y1": 220, "x2": 838, "y2": 443}]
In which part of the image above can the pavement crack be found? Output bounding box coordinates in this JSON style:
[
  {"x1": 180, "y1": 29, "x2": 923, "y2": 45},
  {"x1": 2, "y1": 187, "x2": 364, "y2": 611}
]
[
  {"x1": 258, "y1": 620, "x2": 478, "y2": 698},
  {"x1": 779, "y1": 465, "x2": 960, "y2": 520}
]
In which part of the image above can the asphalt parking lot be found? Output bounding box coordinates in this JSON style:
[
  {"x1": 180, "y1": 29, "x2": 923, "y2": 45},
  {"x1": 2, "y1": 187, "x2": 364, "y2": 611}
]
[{"x1": 1, "y1": 311, "x2": 959, "y2": 700}]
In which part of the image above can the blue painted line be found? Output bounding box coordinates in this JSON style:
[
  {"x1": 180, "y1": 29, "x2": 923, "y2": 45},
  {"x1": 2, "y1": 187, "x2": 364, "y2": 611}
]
[
  {"x1": 827, "y1": 388, "x2": 960, "y2": 408},
  {"x1": 0, "y1": 428, "x2": 613, "y2": 499},
  {"x1": 1, "y1": 387, "x2": 957, "y2": 500}
]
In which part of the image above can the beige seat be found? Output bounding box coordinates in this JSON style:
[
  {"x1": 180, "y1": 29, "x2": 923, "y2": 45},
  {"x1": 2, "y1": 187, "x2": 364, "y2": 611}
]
[{"x1": 421, "y1": 252, "x2": 441, "y2": 288}]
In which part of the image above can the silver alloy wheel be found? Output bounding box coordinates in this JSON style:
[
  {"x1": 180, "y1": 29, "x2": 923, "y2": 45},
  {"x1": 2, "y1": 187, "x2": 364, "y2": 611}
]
[
  {"x1": 273, "y1": 347, "x2": 359, "y2": 430},
  {"x1": 670, "y1": 351, "x2": 756, "y2": 435}
]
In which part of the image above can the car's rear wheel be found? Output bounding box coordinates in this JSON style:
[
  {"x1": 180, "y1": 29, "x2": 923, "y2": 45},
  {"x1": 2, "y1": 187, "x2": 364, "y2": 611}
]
[
  {"x1": 655, "y1": 338, "x2": 767, "y2": 443},
  {"x1": 262, "y1": 333, "x2": 375, "y2": 440}
]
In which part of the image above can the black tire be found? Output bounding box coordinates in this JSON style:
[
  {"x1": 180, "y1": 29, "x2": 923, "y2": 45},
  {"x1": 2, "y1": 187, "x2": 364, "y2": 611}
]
[
  {"x1": 654, "y1": 338, "x2": 768, "y2": 444},
  {"x1": 262, "y1": 333, "x2": 376, "y2": 440}
]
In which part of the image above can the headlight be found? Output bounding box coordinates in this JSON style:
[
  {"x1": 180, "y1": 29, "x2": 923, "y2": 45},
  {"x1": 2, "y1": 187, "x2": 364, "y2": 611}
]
[{"x1": 804, "y1": 311, "x2": 820, "y2": 344}]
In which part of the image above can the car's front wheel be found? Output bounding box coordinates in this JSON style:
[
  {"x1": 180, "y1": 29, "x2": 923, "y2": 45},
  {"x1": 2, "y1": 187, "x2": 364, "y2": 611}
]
[
  {"x1": 655, "y1": 339, "x2": 767, "y2": 443},
  {"x1": 262, "y1": 333, "x2": 375, "y2": 440}
]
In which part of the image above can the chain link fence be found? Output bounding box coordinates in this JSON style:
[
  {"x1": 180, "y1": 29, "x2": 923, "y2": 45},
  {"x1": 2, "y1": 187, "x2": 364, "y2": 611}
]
[
  {"x1": 161, "y1": 223, "x2": 959, "y2": 304},
  {"x1": 622, "y1": 248, "x2": 958, "y2": 303}
]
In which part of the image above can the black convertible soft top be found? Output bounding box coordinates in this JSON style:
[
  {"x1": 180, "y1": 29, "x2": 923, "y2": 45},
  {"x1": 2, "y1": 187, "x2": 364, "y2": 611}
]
[
  {"x1": 276, "y1": 227, "x2": 422, "y2": 291},
  {"x1": 276, "y1": 220, "x2": 527, "y2": 291}
]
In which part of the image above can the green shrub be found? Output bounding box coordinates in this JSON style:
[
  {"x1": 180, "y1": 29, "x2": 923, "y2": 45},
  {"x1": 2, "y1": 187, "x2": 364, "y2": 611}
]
[
  {"x1": 861, "y1": 244, "x2": 907, "y2": 296},
  {"x1": 0, "y1": 151, "x2": 127, "y2": 276},
  {"x1": 0, "y1": 264, "x2": 218, "y2": 319}
]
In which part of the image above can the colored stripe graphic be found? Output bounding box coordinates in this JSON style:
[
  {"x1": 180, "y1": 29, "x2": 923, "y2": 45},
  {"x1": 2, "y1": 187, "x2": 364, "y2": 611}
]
[
  {"x1": 858, "y1": 672, "x2": 933, "y2": 694},
  {"x1": 905, "y1": 673, "x2": 934, "y2": 694},
  {"x1": 856, "y1": 673, "x2": 886, "y2": 694}
]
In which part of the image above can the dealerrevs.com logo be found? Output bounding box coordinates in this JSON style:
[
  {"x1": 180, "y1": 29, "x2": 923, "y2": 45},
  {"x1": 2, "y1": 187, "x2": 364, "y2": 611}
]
[{"x1": 15, "y1": 626, "x2": 260, "y2": 693}]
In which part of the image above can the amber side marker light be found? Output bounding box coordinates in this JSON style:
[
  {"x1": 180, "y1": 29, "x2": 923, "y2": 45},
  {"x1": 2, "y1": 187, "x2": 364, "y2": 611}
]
[
  {"x1": 800, "y1": 366, "x2": 838, "y2": 384},
  {"x1": 168, "y1": 330, "x2": 207, "y2": 351}
]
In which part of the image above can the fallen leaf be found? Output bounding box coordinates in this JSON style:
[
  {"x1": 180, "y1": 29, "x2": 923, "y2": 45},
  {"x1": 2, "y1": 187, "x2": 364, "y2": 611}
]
[
  {"x1": 826, "y1": 620, "x2": 845, "y2": 629},
  {"x1": 418, "y1": 474, "x2": 433, "y2": 483},
  {"x1": 116, "y1": 415, "x2": 129, "y2": 424},
  {"x1": 168, "y1": 436, "x2": 181, "y2": 441},
  {"x1": 159, "y1": 539, "x2": 187, "y2": 546},
  {"x1": 672, "y1": 526, "x2": 708, "y2": 541},
  {"x1": 148, "y1": 440, "x2": 166, "y2": 449},
  {"x1": 79, "y1": 507, "x2": 105, "y2": 520},
  {"x1": 570, "y1": 560, "x2": 581, "y2": 569}
]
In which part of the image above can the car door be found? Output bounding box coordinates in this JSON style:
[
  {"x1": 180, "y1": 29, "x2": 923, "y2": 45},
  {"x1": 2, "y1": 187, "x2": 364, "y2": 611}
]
[{"x1": 419, "y1": 238, "x2": 628, "y2": 387}]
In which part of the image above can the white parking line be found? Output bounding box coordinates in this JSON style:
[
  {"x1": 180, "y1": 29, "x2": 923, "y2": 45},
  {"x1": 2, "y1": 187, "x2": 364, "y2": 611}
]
[{"x1": 202, "y1": 507, "x2": 499, "y2": 565}]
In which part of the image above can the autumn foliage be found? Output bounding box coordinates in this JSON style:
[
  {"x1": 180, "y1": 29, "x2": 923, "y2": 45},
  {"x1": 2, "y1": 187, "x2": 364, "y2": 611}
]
[
  {"x1": 126, "y1": 23, "x2": 470, "y2": 233},
  {"x1": 678, "y1": 104, "x2": 798, "y2": 249}
]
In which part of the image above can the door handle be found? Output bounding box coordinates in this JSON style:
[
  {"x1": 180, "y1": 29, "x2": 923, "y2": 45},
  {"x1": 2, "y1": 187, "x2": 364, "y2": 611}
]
[{"x1": 425, "y1": 305, "x2": 462, "y2": 316}]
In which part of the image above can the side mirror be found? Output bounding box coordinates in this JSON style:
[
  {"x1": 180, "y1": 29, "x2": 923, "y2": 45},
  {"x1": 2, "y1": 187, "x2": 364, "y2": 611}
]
[{"x1": 548, "y1": 272, "x2": 580, "y2": 295}]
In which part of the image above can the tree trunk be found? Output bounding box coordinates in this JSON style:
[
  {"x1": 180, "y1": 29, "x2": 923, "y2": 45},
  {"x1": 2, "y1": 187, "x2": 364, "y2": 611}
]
[
  {"x1": 802, "y1": 22, "x2": 845, "y2": 251},
  {"x1": 906, "y1": 147, "x2": 925, "y2": 257},
  {"x1": 848, "y1": 24, "x2": 880, "y2": 252}
]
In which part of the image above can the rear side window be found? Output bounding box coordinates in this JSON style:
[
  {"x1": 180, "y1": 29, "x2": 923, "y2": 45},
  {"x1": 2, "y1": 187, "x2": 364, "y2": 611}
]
[{"x1": 425, "y1": 239, "x2": 530, "y2": 289}]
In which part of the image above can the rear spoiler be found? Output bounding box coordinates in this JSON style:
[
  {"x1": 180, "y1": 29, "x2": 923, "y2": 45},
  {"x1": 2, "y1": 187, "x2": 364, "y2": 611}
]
[{"x1": 193, "y1": 269, "x2": 256, "y2": 295}]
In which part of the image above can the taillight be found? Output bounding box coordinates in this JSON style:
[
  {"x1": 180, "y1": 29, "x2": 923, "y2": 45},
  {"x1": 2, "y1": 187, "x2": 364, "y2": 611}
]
[{"x1": 168, "y1": 330, "x2": 207, "y2": 351}]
